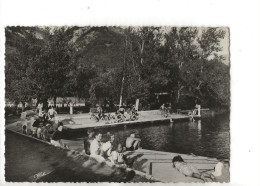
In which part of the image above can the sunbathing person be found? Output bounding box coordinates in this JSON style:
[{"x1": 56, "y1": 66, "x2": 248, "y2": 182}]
[
  {"x1": 172, "y1": 155, "x2": 215, "y2": 182},
  {"x1": 125, "y1": 132, "x2": 141, "y2": 151}
]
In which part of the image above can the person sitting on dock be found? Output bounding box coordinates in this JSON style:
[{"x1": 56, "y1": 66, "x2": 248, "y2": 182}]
[
  {"x1": 90, "y1": 131, "x2": 105, "y2": 162},
  {"x1": 130, "y1": 105, "x2": 139, "y2": 121},
  {"x1": 84, "y1": 130, "x2": 95, "y2": 155},
  {"x1": 101, "y1": 133, "x2": 115, "y2": 158},
  {"x1": 109, "y1": 143, "x2": 134, "y2": 167},
  {"x1": 32, "y1": 118, "x2": 40, "y2": 138},
  {"x1": 109, "y1": 143, "x2": 127, "y2": 165},
  {"x1": 160, "y1": 103, "x2": 169, "y2": 117},
  {"x1": 172, "y1": 155, "x2": 215, "y2": 182},
  {"x1": 97, "y1": 105, "x2": 103, "y2": 119},
  {"x1": 118, "y1": 106, "x2": 125, "y2": 115},
  {"x1": 47, "y1": 106, "x2": 57, "y2": 121},
  {"x1": 50, "y1": 122, "x2": 68, "y2": 149},
  {"x1": 125, "y1": 132, "x2": 141, "y2": 151}
]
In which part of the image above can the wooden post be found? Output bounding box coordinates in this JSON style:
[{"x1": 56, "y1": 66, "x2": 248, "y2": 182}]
[
  {"x1": 39, "y1": 103, "x2": 43, "y2": 116},
  {"x1": 119, "y1": 35, "x2": 127, "y2": 107},
  {"x1": 135, "y1": 99, "x2": 139, "y2": 111},
  {"x1": 197, "y1": 105, "x2": 201, "y2": 116},
  {"x1": 70, "y1": 102, "x2": 73, "y2": 115}
]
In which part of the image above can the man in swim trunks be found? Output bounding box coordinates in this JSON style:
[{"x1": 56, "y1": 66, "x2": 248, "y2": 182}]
[{"x1": 125, "y1": 132, "x2": 141, "y2": 151}]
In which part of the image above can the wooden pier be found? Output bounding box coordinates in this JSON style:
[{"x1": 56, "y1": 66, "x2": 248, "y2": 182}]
[
  {"x1": 59, "y1": 139, "x2": 220, "y2": 183},
  {"x1": 57, "y1": 110, "x2": 201, "y2": 131}
]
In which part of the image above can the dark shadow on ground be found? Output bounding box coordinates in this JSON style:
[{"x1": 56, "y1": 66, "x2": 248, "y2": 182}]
[{"x1": 5, "y1": 130, "x2": 154, "y2": 182}]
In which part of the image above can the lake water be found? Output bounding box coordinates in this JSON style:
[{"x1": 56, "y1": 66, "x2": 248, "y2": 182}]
[{"x1": 66, "y1": 112, "x2": 230, "y2": 160}]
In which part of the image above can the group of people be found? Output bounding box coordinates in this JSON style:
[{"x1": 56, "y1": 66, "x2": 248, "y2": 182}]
[
  {"x1": 91, "y1": 105, "x2": 139, "y2": 123},
  {"x1": 115, "y1": 105, "x2": 139, "y2": 122},
  {"x1": 22, "y1": 106, "x2": 61, "y2": 143},
  {"x1": 84, "y1": 131, "x2": 141, "y2": 166},
  {"x1": 160, "y1": 103, "x2": 170, "y2": 117}
]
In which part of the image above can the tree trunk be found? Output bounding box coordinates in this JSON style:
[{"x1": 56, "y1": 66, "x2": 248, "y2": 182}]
[
  {"x1": 176, "y1": 90, "x2": 180, "y2": 103},
  {"x1": 21, "y1": 102, "x2": 25, "y2": 112},
  {"x1": 119, "y1": 35, "x2": 128, "y2": 107},
  {"x1": 176, "y1": 84, "x2": 184, "y2": 103},
  {"x1": 42, "y1": 98, "x2": 48, "y2": 110},
  {"x1": 54, "y1": 97, "x2": 57, "y2": 107},
  {"x1": 140, "y1": 40, "x2": 144, "y2": 65}
]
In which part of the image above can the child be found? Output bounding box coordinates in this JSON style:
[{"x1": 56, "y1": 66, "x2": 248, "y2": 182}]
[
  {"x1": 110, "y1": 144, "x2": 127, "y2": 165},
  {"x1": 172, "y1": 155, "x2": 215, "y2": 182}
]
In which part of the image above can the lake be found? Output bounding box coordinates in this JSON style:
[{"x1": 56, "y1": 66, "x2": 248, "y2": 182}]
[{"x1": 65, "y1": 112, "x2": 230, "y2": 160}]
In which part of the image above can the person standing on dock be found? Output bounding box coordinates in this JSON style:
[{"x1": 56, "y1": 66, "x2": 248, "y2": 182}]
[
  {"x1": 160, "y1": 103, "x2": 165, "y2": 111},
  {"x1": 125, "y1": 132, "x2": 141, "y2": 151}
]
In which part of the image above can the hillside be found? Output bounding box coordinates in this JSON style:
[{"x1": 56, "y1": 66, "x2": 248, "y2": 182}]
[{"x1": 72, "y1": 27, "x2": 126, "y2": 69}]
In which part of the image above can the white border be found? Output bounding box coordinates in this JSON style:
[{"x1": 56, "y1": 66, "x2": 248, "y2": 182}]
[{"x1": 1, "y1": 0, "x2": 260, "y2": 186}]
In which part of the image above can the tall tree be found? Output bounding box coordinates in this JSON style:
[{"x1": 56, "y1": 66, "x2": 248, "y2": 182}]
[
  {"x1": 25, "y1": 27, "x2": 77, "y2": 107},
  {"x1": 5, "y1": 27, "x2": 45, "y2": 110}
]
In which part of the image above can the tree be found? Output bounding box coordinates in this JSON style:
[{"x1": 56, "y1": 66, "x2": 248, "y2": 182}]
[
  {"x1": 24, "y1": 27, "x2": 77, "y2": 108},
  {"x1": 5, "y1": 26, "x2": 229, "y2": 111},
  {"x1": 5, "y1": 27, "x2": 77, "y2": 109},
  {"x1": 5, "y1": 27, "x2": 45, "y2": 110},
  {"x1": 120, "y1": 27, "x2": 162, "y2": 105},
  {"x1": 158, "y1": 27, "x2": 229, "y2": 108}
]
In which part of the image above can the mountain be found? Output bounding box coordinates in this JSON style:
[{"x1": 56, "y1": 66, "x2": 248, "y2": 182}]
[{"x1": 72, "y1": 27, "x2": 126, "y2": 69}]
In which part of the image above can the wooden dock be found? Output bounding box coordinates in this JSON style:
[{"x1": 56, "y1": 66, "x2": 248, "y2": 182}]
[
  {"x1": 57, "y1": 110, "x2": 201, "y2": 131},
  {"x1": 60, "y1": 139, "x2": 219, "y2": 183}
]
